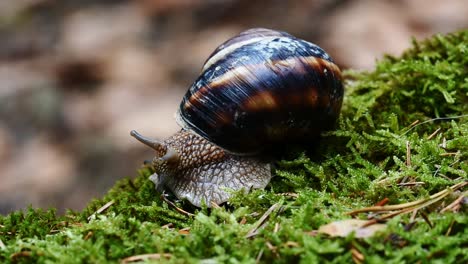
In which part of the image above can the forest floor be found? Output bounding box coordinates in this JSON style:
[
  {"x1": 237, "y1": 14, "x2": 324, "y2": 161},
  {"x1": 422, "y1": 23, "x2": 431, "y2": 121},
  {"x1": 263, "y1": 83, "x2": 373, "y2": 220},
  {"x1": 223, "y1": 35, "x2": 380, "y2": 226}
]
[{"x1": 1, "y1": 30, "x2": 467, "y2": 263}]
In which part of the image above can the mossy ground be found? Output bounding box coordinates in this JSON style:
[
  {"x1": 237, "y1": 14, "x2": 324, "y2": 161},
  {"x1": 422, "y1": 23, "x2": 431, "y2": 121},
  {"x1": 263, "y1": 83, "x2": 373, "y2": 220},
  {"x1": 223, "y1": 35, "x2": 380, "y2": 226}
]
[{"x1": 1, "y1": 31, "x2": 467, "y2": 263}]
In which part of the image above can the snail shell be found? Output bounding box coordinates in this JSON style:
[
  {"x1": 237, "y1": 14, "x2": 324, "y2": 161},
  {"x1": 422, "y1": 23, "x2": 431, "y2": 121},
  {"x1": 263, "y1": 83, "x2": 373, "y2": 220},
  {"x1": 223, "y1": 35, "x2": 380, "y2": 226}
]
[{"x1": 177, "y1": 28, "x2": 343, "y2": 154}]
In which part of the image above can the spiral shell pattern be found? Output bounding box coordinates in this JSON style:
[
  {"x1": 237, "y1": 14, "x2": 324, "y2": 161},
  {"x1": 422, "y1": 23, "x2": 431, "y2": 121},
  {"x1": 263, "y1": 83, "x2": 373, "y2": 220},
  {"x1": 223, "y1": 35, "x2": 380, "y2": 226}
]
[{"x1": 178, "y1": 28, "x2": 343, "y2": 153}]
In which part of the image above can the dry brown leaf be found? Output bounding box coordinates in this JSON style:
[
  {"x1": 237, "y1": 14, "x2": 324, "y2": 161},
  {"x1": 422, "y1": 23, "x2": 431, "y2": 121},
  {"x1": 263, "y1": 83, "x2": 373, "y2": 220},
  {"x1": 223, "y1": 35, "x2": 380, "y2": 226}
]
[
  {"x1": 318, "y1": 219, "x2": 386, "y2": 238},
  {"x1": 178, "y1": 227, "x2": 191, "y2": 235}
]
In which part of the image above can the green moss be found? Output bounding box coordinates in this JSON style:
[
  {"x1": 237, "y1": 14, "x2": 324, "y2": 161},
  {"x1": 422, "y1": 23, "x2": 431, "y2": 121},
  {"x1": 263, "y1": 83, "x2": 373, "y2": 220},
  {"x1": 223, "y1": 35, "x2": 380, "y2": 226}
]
[
  {"x1": 1, "y1": 30, "x2": 467, "y2": 263},
  {"x1": 81, "y1": 169, "x2": 191, "y2": 228}
]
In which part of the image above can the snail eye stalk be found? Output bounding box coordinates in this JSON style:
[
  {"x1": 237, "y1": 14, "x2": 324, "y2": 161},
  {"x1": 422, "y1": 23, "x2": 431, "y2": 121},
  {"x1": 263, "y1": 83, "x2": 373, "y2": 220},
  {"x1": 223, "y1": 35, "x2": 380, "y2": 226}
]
[
  {"x1": 130, "y1": 130, "x2": 179, "y2": 163},
  {"x1": 159, "y1": 148, "x2": 179, "y2": 165},
  {"x1": 130, "y1": 130, "x2": 163, "y2": 151}
]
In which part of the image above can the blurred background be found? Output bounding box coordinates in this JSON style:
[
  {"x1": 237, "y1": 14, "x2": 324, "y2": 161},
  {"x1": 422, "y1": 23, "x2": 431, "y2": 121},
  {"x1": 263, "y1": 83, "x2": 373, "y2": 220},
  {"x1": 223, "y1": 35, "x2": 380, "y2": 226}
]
[{"x1": 0, "y1": 0, "x2": 467, "y2": 214}]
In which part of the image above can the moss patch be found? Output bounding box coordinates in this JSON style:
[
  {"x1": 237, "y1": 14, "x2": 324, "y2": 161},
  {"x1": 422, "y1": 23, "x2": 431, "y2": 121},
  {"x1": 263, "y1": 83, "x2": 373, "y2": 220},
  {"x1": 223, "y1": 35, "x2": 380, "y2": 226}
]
[{"x1": 1, "y1": 30, "x2": 467, "y2": 263}]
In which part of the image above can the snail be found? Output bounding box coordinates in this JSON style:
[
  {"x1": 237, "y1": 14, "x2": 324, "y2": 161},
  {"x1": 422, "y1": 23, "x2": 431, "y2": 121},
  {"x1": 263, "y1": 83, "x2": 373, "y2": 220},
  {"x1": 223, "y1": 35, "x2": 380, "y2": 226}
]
[{"x1": 131, "y1": 28, "x2": 343, "y2": 207}]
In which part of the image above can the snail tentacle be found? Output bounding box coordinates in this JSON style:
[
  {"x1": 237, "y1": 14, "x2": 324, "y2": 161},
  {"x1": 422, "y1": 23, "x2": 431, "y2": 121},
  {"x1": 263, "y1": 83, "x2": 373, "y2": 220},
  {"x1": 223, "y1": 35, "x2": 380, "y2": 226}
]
[
  {"x1": 159, "y1": 148, "x2": 179, "y2": 164},
  {"x1": 130, "y1": 130, "x2": 163, "y2": 150}
]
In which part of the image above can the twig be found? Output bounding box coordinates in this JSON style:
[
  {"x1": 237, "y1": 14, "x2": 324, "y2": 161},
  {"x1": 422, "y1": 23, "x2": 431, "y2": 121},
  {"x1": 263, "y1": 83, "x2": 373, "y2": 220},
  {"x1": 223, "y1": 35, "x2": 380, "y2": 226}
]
[
  {"x1": 121, "y1": 253, "x2": 172, "y2": 263},
  {"x1": 349, "y1": 182, "x2": 467, "y2": 215},
  {"x1": 432, "y1": 157, "x2": 460, "y2": 178},
  {"x1": 361, "y1": 218, "x2": 379, "y2": 227},
  {"x1": 160, "y1": 195, "x2": 194, "y2": 217},
  {"x1": 401, "y1": 115, "x2": 468, "y2": 136},
  {"x1": 265, "y1": 241, "x2": 279, "y2": 258},
  {"x1": 10, "y1": 251, "x2": 32, "y2": 259},
  {"x1": 433, "y1": 165, "x2": 442, "y2": 177},
  {"x1": 239, "y1": 217, "x2": 247, "y2": 225},
  {"x1": 277, "y1": 192, "x2": 299, "y2": 198},
  {"x1": 351, "y1": 245, "x2": 364, "y2": 264},
  {"x1": 361, "y1": 183, "x2": 466, "y2": 227},
  {"x1": 246, "y1": 203, "x2": 281, "y2": 238},
  {"x1": 427, "y1": 128, "x2": 441, "y2": 140},
  {"x1": 397, "y1": 182, "x2": 425, "y2": 187},
  {"x1": 406, "y1": 141, "x2": 411, "y2": 167},
  {"x1": 445, "y1": 220, "x2": 455, "y2": 236},
  {"x1": 274, "y1": 222, "x2": 280, "y2": 233},
  {"x1": 0, "y1": 238, "x2": 5, "y2": 250},
  {"x1": 83, "y1": 231, "x2": 93, "y2": 241},
  {"x1": 440, "y1": 152, "x2": 459, "y2": 156},
  {"x1": 362, "y1": 205, "x2": 419, "y2": 227},
  {"x1": 408, "y1": 120, "x2": 420, "y2": 128},
  {"x1": 375, "y1": 198, "x2": 389, "y2": 206},
  {"x1": 161, "y1": 223, "x2": 174, "y2": 229},
  {"x1": 409, "y1": 209, "x2": 418, "y2": 223},
  {"x1": 439, "y1": 137, "x2": 447, "y2": 149},
  {"x1": 440, "y1": 191, "x2": 467, "y2": 213},
  {"x1": 285, "y1": 241, "x2": 299, "y2": 247},
  {"x1": 255, "y1": 249, "x2": 264, "y2": 264},
  {"x1": 420, "y1": 211, "x2": 433, "y2": 228},
  {"x1": 210, "y1": 201, "x2": 221, "y2": 209},
  {"x1": 404, "y1": 221, "x2": 417, "y2": 232},
  {"x1": 88, "y1": 200, "x2": 115, "y2": 221}
]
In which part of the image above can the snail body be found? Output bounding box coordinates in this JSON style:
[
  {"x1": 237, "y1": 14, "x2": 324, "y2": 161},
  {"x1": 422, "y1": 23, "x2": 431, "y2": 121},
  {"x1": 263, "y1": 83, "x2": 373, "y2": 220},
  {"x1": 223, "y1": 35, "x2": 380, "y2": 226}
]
[{"x1": 131, "y1": 28, "x2": 343, "y2": 207}]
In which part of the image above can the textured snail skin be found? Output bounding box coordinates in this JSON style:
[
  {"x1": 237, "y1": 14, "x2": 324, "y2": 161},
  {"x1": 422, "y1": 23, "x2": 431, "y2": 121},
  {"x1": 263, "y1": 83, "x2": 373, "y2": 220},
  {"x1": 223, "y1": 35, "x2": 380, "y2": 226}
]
[
  {"x1": 132, "y1": 28, "x2": 343, "y2": 207},
  {"x1": 131, "y1": 130, "x2": 270, "y2": 207}
]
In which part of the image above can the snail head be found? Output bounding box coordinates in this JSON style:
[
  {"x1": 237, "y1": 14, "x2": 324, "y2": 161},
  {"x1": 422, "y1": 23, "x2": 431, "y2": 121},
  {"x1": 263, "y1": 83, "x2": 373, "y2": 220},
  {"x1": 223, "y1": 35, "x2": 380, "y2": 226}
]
[{"x1": 130, "y1": 130, "x2": 180, "y2": 174}]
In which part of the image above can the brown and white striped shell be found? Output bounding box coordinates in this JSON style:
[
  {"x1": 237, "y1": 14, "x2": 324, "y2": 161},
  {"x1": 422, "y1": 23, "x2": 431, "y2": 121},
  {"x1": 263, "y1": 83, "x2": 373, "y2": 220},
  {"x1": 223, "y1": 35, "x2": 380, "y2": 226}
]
[{"x1": 177, "y1": 28, "x2": 343, "y2": 154}]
